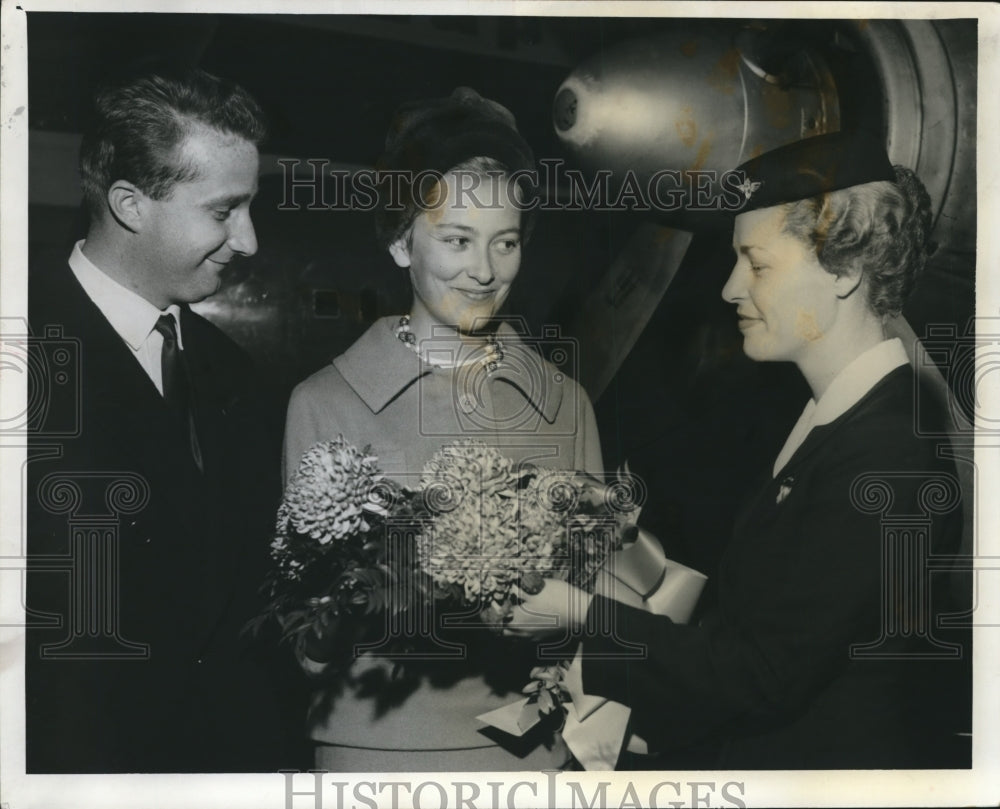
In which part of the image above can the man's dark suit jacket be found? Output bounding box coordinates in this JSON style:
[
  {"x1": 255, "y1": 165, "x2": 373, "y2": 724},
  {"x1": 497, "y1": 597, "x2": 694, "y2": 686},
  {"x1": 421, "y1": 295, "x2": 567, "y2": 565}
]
[
  {"x1": 25, "y1": 254, "x2": 306, "y2": 773},
  {"x1": 583, "y1": 366, "x2": 971, "y2": 769}
]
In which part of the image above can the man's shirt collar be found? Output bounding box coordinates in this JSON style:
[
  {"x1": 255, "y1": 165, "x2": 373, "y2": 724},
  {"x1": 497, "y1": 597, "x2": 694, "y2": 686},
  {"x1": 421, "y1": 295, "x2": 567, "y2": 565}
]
[{"x1": 69, "y1": 240, "x2": 183, "y2": 348}]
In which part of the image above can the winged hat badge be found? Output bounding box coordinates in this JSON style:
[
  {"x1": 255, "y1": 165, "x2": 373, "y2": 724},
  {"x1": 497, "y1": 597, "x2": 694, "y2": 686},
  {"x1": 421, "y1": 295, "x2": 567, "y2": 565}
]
[{"x1": 736, "y1": 177, "x2": 762, "y2": 201}]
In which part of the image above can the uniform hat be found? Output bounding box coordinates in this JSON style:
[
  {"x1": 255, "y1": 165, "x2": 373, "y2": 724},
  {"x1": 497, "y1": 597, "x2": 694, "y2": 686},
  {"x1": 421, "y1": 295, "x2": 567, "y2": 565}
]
[{"x1": 731, "y1": 130, "x2": 896, "y2": 212}]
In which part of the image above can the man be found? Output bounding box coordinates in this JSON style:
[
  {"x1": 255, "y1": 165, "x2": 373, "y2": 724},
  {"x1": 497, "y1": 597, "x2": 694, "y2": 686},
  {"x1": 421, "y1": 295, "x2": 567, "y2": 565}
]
[{"x1": 26, "y1": 66, "x2": 305, "y2": 773}]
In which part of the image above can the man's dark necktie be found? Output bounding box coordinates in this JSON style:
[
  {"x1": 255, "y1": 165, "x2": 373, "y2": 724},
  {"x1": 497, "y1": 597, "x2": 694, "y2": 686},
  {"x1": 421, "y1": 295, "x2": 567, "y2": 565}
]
[{"x1": 154, "y1": 314, "x2": 204, "y2": 473}]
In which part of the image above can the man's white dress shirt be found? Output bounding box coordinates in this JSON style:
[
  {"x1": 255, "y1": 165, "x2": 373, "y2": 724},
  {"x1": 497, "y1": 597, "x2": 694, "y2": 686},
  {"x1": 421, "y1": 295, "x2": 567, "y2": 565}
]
[{"x1": 68, "y1": 240, "x2": 182, "y2": 396}]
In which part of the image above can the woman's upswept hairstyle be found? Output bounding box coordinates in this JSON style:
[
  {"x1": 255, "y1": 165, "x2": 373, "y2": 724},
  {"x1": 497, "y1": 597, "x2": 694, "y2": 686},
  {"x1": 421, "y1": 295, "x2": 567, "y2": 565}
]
[
  {"x1": 79, "y1": 65, "x2": 267, "y2": 219},
  {"x1": 374, "y1": 88, "x2": 536, "y2": 249},
  {"x1": 782, "y1": 166, "x2": 934, "y2": 317}
]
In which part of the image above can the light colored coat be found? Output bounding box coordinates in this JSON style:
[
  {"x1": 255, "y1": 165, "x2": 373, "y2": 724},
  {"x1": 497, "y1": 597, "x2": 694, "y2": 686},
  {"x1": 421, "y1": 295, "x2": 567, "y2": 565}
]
[{"x1": 283, "y1": 316, "x2": 603, "y2": 770}]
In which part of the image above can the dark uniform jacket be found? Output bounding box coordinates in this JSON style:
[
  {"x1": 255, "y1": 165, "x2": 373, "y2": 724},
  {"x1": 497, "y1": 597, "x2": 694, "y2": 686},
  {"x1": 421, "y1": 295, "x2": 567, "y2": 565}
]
[{"x1": 582, "y1": 366, "x2": 969, "y2": 769}]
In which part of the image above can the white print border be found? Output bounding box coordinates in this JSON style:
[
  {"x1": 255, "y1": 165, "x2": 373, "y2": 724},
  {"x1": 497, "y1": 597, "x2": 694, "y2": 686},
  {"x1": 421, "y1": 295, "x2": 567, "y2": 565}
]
[{"x1": 1, "y1": 2, "x2": 998, "y2": 809}]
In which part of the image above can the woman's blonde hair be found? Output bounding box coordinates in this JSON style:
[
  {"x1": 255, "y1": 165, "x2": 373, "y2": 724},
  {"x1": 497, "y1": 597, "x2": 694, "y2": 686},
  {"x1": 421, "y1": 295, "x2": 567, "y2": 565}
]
[{"x1": 782, "y1": 166, "x2": 933, "y2": 316}]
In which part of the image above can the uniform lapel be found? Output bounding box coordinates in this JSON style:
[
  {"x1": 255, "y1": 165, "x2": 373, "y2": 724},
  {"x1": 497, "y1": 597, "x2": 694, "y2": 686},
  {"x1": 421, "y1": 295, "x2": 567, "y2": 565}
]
[
  {"x1": 776, "y1": 367, "x2": 909, "y2": 481},
  {"x1": 736, "y1": 367, "x2": 911, "y2": 534}
]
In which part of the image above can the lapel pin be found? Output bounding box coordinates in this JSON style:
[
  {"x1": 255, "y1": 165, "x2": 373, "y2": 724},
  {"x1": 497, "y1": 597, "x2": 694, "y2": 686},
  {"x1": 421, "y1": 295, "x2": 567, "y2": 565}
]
[{"x1": 776, "y1": 476, "x2": 795, "y2": 505}]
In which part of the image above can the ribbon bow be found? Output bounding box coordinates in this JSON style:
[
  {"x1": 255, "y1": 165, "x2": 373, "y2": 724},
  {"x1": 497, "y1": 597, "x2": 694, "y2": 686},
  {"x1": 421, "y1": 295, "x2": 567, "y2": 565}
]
[{"x1": 477, "y1": 528, "x2": 707, "y2": 770}]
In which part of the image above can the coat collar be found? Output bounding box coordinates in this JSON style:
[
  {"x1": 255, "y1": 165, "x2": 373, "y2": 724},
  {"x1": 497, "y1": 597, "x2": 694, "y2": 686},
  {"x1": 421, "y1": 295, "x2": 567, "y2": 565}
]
[
  {"x1": 333, "y1": 316, "x2": 565, "y2": 423},
  {"x1": 773, "y1": 338, "x2": 909, "y2": 477},
  {"x1": 778, "y1": 364, "x2": 912, "y2": 478}
]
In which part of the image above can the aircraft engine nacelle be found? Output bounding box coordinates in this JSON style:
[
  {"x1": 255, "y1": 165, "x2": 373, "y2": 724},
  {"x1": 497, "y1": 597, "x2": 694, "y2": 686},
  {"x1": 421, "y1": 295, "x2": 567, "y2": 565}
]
[
  {"x1": 552, "y1": 22, "x2": 841, "y2": 219},
  {"x1": 551, "y1": 18, "x2": 975, "y2": 251}
]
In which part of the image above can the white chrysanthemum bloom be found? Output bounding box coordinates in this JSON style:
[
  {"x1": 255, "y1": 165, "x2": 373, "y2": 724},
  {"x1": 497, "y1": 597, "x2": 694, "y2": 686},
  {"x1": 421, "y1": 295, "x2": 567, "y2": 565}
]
[
  {"x1": 417, "y1": 443, "x2": 604, "y2": 611},
  {"x1": 417, "y1": 441, "x2": 523, "y2": 603},
  {"x1": 420, "y1": 439, "x2": 515, "y2": 498},
  {"x1": 283, "y1": 437, "x2": 384, "y2": 545}
]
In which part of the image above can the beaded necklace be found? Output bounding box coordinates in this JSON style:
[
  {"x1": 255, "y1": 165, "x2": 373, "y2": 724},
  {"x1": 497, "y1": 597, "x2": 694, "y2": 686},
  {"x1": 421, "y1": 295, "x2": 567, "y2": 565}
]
[{"x1": 393, "y1": 315, "x2": 505, "y2": 373}]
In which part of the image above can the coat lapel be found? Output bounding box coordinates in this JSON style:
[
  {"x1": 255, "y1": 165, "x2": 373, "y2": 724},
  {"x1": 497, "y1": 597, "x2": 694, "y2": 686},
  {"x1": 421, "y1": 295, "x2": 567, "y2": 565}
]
[
  {"x1": 776, "y1": 367, "x2": 910, "y2": 481},
  {"x1": 34, "y1": 263, "x2": 212, "y2": 526},
  {"x1": 31, "y1": 257, "x2": 265, "y2": 660},
  {"x1": 735, "y1": 367, "x2": 911, "y2": 534}
]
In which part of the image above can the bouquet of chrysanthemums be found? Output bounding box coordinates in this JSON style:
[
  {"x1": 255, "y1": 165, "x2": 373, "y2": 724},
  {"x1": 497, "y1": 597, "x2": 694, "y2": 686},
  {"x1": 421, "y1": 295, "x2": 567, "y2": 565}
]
[
  {"x1": 247, "y1": 437, "x2": 427, "y2": 665},
  {"x1": 250, "y1": 437, "x2": 641, "y2": 668},
  {"x1": 416, "y1": 440, "x2": 639, "y2": 630}
]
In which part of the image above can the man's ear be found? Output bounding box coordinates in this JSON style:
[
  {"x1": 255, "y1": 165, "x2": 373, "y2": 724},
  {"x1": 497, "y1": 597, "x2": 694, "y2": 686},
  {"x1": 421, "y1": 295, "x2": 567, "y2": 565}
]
[
  {"x1": 833, "y1": 264, "x2": 864, "y2": 301},
  {"x1": 106, "y1": 180, "x2": 145, "y2": 232},
  {"x1": 388, "y1": 236, "x2": 412, "y2": 268}
]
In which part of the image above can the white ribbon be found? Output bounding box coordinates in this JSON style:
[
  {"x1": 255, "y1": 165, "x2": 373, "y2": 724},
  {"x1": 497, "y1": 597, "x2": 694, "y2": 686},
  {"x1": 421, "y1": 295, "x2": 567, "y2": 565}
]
[
  {"x1": 560, "y1": 528, "x2": 707, "y2": 769},
  {"x1": 477, "y1": 529, "x2": 707, "y2": 770}
]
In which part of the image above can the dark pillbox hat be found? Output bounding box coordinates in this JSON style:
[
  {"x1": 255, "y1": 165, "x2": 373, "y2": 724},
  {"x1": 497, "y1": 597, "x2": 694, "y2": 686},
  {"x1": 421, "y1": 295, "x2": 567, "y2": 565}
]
[
  {"x1": 732, "y1": 130, "x2": 896, "y2": 212},
  {"x1": 378, "y1": 86, "x2": 535, "y2": 176}
]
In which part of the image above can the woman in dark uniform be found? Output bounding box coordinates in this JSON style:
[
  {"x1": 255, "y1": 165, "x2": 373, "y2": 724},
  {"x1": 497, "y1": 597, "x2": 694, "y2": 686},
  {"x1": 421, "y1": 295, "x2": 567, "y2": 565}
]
[{"x1": 510, "y1": 131, "x2": 967, "y2": 769}]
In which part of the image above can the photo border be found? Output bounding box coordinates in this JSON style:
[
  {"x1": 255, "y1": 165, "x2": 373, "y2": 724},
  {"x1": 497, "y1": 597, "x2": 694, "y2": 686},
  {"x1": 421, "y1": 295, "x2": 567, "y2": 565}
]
[{"x1": 2, "y1": 1, "x2": 997, "y2": 807}]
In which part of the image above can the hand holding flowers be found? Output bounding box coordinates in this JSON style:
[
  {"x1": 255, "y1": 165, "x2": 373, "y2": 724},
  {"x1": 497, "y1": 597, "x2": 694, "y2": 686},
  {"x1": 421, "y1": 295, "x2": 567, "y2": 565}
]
[
  {"x1": 418, "y1": 443, "x2": 636, "y2": 631},
  {"x1": 250, "y1": 437, "x2": 642, "y2": 675},
  {"x1": 251, "y1": 435, "x2": 689, "y2": 769},
  {"x1": 504, "y1": 579, "x2": 594, "y2": 639}
]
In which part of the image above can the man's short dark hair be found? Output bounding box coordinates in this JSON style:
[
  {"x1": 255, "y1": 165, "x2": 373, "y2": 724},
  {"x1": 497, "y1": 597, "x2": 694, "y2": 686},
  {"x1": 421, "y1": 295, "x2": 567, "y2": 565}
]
[{"x1": 79, "y1": 66, "x2": 267, "y2": 218}]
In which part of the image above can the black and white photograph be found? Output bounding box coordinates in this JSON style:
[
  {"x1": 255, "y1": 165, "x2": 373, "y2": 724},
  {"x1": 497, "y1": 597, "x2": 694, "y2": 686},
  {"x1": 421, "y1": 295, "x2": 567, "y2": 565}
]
[{"x1": 1, "y1": 2, "x2": 997, "y2": 807}]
